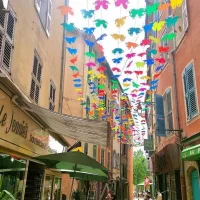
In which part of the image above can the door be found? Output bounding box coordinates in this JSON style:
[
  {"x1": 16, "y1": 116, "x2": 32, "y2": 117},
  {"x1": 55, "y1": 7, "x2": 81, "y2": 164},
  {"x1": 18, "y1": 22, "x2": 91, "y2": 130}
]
[{"x1": 191, "y1": 169, "x2": 200, "y2": 200}]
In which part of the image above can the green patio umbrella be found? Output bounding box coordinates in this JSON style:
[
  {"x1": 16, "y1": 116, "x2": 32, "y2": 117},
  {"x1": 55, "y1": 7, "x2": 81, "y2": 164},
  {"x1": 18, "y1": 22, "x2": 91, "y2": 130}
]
[{"x1": 35, "y1": 152, "x2": 108, "y2": 199}]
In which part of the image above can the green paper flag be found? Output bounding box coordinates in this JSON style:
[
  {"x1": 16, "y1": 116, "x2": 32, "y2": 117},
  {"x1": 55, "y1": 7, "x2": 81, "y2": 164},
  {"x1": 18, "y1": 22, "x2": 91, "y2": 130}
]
[
  {"x1": 165, "y1": 16, "x2": 180, "y2": 27},
  {"x1": 129, "y1": 8, "x2": 145, "y2": 18},
  {"x1": 148, "y1": 49, "x2": 157, "y2": 56},
  {"x1": 161, "y1": 33, "x2": 177, "y2": 41},
  {"x1": 146, "y1": 3, "x2": 160, "y2": 16},
  {"x1": 132, "y1": 82, "x2": 140, "y2": 88},
  {"x1": 85, "y1": 52, "x2": 96, "y2": 58},
  {"x1": 70, "y1": 66, "x2": 79, "y2": 71},
  {"x1": 98, "y1": 84, "x2": 105, "y2": 89}
]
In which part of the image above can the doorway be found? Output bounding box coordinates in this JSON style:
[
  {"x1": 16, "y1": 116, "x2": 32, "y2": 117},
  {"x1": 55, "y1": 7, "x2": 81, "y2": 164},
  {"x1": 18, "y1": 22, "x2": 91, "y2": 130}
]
[{"x1": 191, "y1": 169, "x2": 200, "y2": 200}]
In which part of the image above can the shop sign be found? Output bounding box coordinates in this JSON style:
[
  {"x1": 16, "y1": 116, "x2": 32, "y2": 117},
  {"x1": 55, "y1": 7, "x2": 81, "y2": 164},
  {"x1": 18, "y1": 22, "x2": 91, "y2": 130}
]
[
  {"x1": 0, "y1": 90, "x2": 63, "y2": 156},
  {"x1": 144, "y1": 139, "x2": 154, "y2": 151},
  {"x1": 182, "y1": 146, "x2": 200, "y2": 160}
]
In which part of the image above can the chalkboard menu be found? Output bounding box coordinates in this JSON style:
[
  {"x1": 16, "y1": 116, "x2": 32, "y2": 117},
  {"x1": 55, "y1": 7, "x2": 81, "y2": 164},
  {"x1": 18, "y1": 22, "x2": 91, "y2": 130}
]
[{"x1": 24, "y1": 161, "x2": 44, "y2": 200}]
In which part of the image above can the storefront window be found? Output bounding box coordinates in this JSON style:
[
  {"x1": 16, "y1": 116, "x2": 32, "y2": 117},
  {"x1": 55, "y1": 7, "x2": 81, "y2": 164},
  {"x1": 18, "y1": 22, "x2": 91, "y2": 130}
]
[
  {"x1": 0, "y1": 153, "x2": 26, "y2": 200},
  {"x1": 44, "y1": 175, "x2": 54, "y2": 200},
  {"x1": 53, "y1": 178, "x2": 61, "y2": 200}
]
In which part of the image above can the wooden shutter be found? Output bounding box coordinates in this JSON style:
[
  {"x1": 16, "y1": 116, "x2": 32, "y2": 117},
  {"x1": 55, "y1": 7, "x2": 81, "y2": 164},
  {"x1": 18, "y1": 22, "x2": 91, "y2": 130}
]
[
  {"x1": 183, "y1": 64, "x2": 198, "y2": 120},
  {"x1": 186, "y1": 64, "x2": 198, "y2": 119},
  {"x1": 155, "y1": 94, "x2": 166, "y2": 137},
  {"x1": 46, "y1": 0, "x2": 52, "y2": 35},
  {"x1": 2, "y1": 11, "x2": 15, "y2": 71},
  {"x1": 166, "y1": 90, "x2": 173, "y2": 130}
]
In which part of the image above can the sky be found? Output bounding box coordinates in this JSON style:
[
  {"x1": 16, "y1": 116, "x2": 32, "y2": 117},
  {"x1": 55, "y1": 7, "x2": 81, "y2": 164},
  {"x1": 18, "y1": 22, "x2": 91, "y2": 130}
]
[{"x1": 66, "y1": 0, "x2": 148, "y2": 147}]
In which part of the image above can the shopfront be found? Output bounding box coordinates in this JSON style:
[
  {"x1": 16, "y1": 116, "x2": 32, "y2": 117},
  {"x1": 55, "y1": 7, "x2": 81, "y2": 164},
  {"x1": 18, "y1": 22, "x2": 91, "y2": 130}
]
[
  {"x1": 0, "y1": 89, "x2": 65, "y2": 200},
  {"x1": 182, "y1": 143, "x2": 200, "y2": 200},
  {"x1": 153, "y1": 144, "x2": 182, "y2": 200}
]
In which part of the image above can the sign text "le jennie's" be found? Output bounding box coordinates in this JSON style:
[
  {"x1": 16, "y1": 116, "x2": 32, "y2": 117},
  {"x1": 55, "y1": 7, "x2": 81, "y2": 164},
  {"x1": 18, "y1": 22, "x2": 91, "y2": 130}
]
[{"x1": 0, "y1": 105, "x2": 28, "y2": 139}]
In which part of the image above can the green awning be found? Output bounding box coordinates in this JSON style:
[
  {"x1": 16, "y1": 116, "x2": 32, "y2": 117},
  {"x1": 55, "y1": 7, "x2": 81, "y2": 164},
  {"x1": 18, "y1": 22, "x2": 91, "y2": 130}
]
[{"x1": 182, "y1": 144, "x2": 200, "y2": 161}]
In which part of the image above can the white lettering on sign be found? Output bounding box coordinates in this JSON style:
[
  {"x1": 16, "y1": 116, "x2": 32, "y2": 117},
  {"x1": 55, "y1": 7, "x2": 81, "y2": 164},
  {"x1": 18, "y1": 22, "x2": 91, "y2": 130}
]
[{"x1": 190, "y1": 150, "x2": 194, "y2": 155}]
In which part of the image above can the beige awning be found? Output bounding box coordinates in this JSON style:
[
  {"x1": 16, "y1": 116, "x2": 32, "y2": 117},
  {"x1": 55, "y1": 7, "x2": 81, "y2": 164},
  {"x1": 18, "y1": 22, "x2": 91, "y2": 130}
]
[
  {"x1": 0, "y1": 72, "x2": 108, "y2": 147},
  {"x1": 22, "y1": 102, "x2": 108, "y2": 147}
]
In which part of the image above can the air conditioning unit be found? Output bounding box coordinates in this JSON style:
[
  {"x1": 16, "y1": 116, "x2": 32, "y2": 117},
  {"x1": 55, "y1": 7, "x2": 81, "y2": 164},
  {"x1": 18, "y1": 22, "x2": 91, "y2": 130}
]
[{"x1": 0, "y1": 0, "x2": 8, "y2": 10}]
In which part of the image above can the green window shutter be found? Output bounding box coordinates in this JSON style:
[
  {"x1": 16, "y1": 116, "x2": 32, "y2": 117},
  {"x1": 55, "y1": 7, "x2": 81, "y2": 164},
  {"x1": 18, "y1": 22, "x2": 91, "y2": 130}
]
[{"x1": 184, "y1": 64, "x2": 198, "y2": 119}]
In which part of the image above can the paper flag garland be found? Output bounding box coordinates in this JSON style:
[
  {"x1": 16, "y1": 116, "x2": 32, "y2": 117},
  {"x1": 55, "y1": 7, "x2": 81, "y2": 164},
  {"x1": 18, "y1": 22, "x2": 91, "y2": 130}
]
[
  {"x1": 94, "y1": 0, "x2": 109, "y2": 10},
  {"x1": 83, "y1": 27, "x2": 96, "y2": 35},
  {"x1": 111, "y1": 34, "x2": 126, "y2": 41},
  {"x1": 115, "y1": 0, "x2": 128, "y2": 9},
  {"x1": 115, "y1": 16, "x2": 127, "y2": 27},
  {"x1": 58, "y1": 6, "x2": 74, "y2": 16},
  {"x1": 81, "y1": 9, "x2": 95, "y2": 19},
  {"x1": 61, "y1": 23, "x2": 75, "y2": 32},
  {"x1": 94, "y1": 19, "x2": 108, "y2": 28},
  {"x1": 129, "y1": 8, "x2": 145, "y2": 18},
  {"x1": 112, "y1": 48, "x2": 124, "y2": 54}
]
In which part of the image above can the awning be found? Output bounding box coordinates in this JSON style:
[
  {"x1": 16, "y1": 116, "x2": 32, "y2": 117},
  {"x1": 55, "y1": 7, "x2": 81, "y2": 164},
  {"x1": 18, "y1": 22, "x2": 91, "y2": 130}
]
[
  {"x1": 0, "y1": 72, "x2": 108, "y2": 147},
  {"x1": 182, "y1": 144, "x2": 200, "y2": 161},
  {"x1": 21, "y1": 102, "x2": 108, "y2": 147}
]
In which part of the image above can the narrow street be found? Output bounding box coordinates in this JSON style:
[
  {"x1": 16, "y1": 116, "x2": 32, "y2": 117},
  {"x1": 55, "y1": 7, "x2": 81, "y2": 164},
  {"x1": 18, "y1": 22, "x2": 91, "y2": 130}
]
[{"x1": 0, "y1": 0, "x2": 199, "y2": 200}]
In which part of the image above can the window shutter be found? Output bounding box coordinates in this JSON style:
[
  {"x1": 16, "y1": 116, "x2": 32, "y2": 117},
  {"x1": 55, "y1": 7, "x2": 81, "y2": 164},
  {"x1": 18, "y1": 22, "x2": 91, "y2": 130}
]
[
  {"x1": 30, "y1": 79, "x2": 36, "y2": 100},
  {"x1": 186, "y1": 65, "x2": 198, "y2": 119},
  {"x1": 183, "y1": 71, "x2": 190, "y2": 118},
  {"x1": 6, "y1": 13, "x2": 15, "y2": 40},
  {"x1": 182, "y1": 0, "x2": 188, "y2": 32},
  {"x1": 166, "y1": 90, "x2": 173, "y2": 131},
  {"x1": 46, "y1": 0, "x2": 52, "y2": 35},
  {"x1": 0, "y1": 12, "x2": 5, "y2": 29},
  {"x1": 2, "y1": 39, "x2": 11, "y2": 70},
  {"x1": 37, "y1": 63, "x2": 42, "y2": 82},
  {"x1": 155, "y1": 94, "x2": 166, "y2": 137}
]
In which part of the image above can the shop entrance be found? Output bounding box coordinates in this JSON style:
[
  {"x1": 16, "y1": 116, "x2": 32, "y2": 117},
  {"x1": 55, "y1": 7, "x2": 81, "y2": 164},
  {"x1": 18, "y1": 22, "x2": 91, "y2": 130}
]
[
  {"x1": 24, "y1": 161, "x2": 45, "y2": 200},
  {"x1": 191, "y1": 169, "x2": 200, "y2": 200}
]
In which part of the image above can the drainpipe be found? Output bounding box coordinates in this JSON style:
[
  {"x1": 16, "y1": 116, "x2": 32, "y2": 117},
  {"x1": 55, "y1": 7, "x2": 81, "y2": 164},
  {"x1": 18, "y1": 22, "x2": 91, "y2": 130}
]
[
  {"x1": 58, "y1": 0, "x2": 68, "y2": 113},
  {"x1": 171, "y1": 52, "x2": 186, "y2": 200}
]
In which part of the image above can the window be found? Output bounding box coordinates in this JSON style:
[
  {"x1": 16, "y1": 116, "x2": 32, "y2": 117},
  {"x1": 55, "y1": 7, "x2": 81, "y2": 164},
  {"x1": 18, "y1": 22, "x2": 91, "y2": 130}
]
[
  {"x1": 101, "y1": 148, "x2": 104, "y2": 165},
  {"x1": 93, "y1": 145, "x2": 97, "y2": 160},
  {"x1": 49, "y1": 80, "x2": 56, "y2": 111},
  {"x1": 84, "y1": 143, "x2": 88, "y2": 155},
  {"x1": 163, "y1": 89, "x2": 173, "y2": 134},
  {"x1": 108, "y1": 152, "x2": 110, "y2": 170},
  {"x1": 35, "y1": 0, "x2": 52, "y2": 36},
  {"x1": 0, "y1": 8, "x2": 15, "y2": 72},
  {"x1": 183, "y1": 63, "x2": 198, "y2": 120},
  {"x1": 30, "y1": 53, "x2": 42, "y2": 104}
]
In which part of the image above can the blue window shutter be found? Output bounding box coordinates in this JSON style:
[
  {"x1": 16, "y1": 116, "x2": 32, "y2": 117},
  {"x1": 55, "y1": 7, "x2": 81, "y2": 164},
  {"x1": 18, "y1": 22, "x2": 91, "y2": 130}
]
[
  {"x1": 155, "y1": 94, "x2": 166, "y2": 137},
  {"x1": 183, "y1": 64, "x2": 198, "y2": 120}
]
